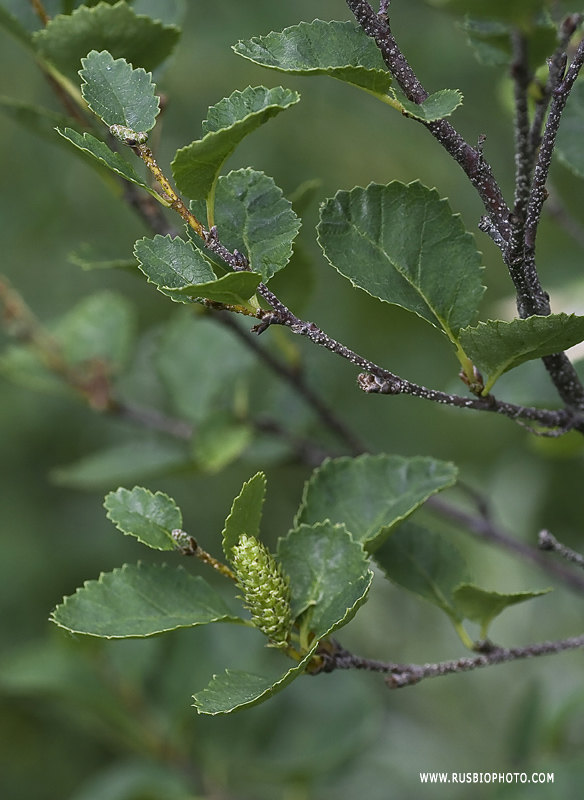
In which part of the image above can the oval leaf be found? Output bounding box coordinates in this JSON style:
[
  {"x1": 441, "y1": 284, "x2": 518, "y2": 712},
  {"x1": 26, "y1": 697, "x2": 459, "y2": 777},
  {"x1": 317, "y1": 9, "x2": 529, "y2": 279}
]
[
  {"x1": 80, "y1": 49, "x2": 159, "y2": 131},
  {"x1": 222, "y1": 472, "x2": 267, "y2": 558},
  {"x1": 374, "y1": 522, "x2": 471, "y2": 623},
  {"x1": 51, "y1": 563, "x2": 242, "y2": 637},
  {"x1": 134, "y1": 233, "x2": 216, "y2": 288},
  {"x1": 452, "y1": 583, "x2": 552, "y2": 638},
  {"x1": 189, "y1": 169, "x2": 301, "y2": 281},
  {"x1": 317, "y1": 181, "x2": 485, "y2": 338},
  {"x1": 33, "y1": 2, "x2": 180, "y2": 79},
  {"x1": 57, "y1": 127, "x2": 160, "y2": 198},
  {"x1": 233, "y1": 20, "x2": 392, "y2": 99},
  {"x1": 193, "y1": 644, "x2": 318, "y2": 716},
  {"x1": 171, "y1": 85, "x2": 300, "y2": 203},
  {"x1": 277, "y1": 521, "x2": 373, "y2": 638},
  {"x1": 295, "y1": 453, "x2": 458, "y2": 551},
  {"x1": 134, "y1": 233, "x2": 261, "y2": 305},
  {"x1": 398, "y1": 88, "x2": 463, "y2": 121},
  {"x1": 104, "y1": 485, "x2": 182, "y2": 551},
  {"x1": 459, "y1": 313, "x2": 584, "y2": 394}
]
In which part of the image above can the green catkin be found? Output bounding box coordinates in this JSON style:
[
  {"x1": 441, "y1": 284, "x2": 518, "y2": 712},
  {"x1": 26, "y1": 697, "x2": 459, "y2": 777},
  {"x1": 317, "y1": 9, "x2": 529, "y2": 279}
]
[{"x1": 231, "y1": 534, "x2": 292, "y2": 648}]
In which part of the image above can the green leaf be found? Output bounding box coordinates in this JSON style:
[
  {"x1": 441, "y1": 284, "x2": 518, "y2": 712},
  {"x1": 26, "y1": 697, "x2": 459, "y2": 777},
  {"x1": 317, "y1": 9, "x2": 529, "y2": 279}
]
[
  {"x1": 161, "y1": 272, "x2": 262, "y2": 306},
  {"x1": 556, "y1": 82, "x2": 584, "y2": 180},
  {"x1": 459, "y1": 314, "x2": 584, "y2": 395},
  {"x1": 33, "y1": 2, "x2": 180, "y2": 79},
  {"x1": 104, "y1": 485, "x2": 182, "y2": 551},
  {"x1": 452, "y1": 583, "x2": 552, "y2": 638},
  {"x1": 51, "y1": 439, "x2": 191, "y2": 490},
  {"x1": 192, "y1": 412, "x2": 253, "y2": 473},
  {"x1": 397, "y1": 89, "x2": 463, "y2": 121},
  {"x1": 277, "y1": 521, "x2": 373, "y2": 638},
  {"x1": 317, "y1": 181, "x2": 485, "y2": 339},
  {"x1": 57, "y1": 128, "x2": 160, "y2": 198},
  {"x1": 233, "y1": 20, "x2": 392, "y2": 100},
  {"x1": 192, "y1": 644, "x2": 318, "y2": 715},
  {"x1": 295, "y1": 453, "x2": 458, "y2": 551},
  {"x1": 188, "y1": 169, "x2": 301, "y2": 281},
  {"x1": 134, "y1": 234, "x2": 261, "y2": 305},
  {"x1": 51, "y1": 563, "x2": 243, "y2": 637},
  {"x1": 80, "y1": 49, "x2": 159, "y2": 131},
  {"x1": 222, "y1": 471, "x2": 267, "y2": 558},
  {"x1": 0, "y1": 96, "x2": 78, "y2": 146},
  {"x1": 155, "y1": 312, "x2": 255, "y2": 424},
  {"x1": 374, "y1": 522, "x2": 471, "y2": 623},
  {"x1": 171, "y1": 85, "x2": 300, "y2": 205}
]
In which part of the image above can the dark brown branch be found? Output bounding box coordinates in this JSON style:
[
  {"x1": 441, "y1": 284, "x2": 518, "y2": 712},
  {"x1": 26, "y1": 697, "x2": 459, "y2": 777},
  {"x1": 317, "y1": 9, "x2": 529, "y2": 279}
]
[
  {"x1": 313, "y1": 635, "x2": 584, "y2": 688},
  {"x1": 345, "y1": 0, "x2": 511, "y2": 238},
  {"x1": 254, "y1": 284, "x2": 581, "y2": 432}
]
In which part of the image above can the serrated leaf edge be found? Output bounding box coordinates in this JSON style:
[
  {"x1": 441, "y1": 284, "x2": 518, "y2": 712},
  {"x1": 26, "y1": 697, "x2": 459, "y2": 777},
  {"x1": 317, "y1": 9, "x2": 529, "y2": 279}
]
[{"x1": 103, "y1": 485, "x2": 182, "y2": 550}]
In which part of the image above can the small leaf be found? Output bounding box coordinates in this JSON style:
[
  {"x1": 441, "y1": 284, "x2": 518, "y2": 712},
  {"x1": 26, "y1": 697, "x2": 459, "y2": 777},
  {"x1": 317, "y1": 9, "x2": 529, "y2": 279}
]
[
  {"x1": 104, "y1": 485, "x2": 182, "y2": 551},
  {"x1": 192, "y1": 413, "x2": 252, "y2": 473},
  {"x1": 221, "y1": 471, "x2": 267, "y2": 558},
  {"x1": 80, "y1": 49, "x2": 159, "y2": 131},
  {"x1": 193, "y1": 644, "x2": 318, "y2": 715},
  {"x1": 452, "y1": 583, "x2": 552, "y2": 638},
  {"x1": 459, "y1": 313, "x2": 584, "y2": 394},
  {"x1": 57, "y1": 128, "x2": 159, "y2": 197},
  {"x1": 317, "y1": 181, "x2": 485, "y2": 339},
  {"x1": 398, "y1": 89, "x2": 463, "y2": 121},
  {"x1": 277, "y1": 521, "x2": 373, "y2": 638},
  {"x1": 171, "y1": 85, "x2": 300, "y2": 203},
  {"x1": 155, "y1": 312, "x2": 255, "y2": 424},
  {"x1": 295, "y1": 454, "x2": 458, "y2": 551},
  {"x1": 189, "y1": 169, "x2": 300, "y2": 281},
  {"x1": 33, "y1": 2, "x2": 180, "y2": 79},
  {"x1": 135, "y1": 234, "x2": 216, "y2": 287},
  {"x1": 51, "y1": 563, "x2": 243, "y2": 637},
  {"x1": 374, "y1": 522, "x2": 471, "y2": 623},
  {"x1": 134, "y1": 234, "x2": 261, "y2": 305},
  {"x1": 556, "y1": 82, "x2": 584, "y2": 179},
  {"x1": 161, "y1": 272, "x2": 262, "y2": 307},
  {"x1": 51, "y1": 439, "x2": 191, "y2": 490},
  {"x1": 233, "y1": 20, "x2": 392, "y2": 99}
]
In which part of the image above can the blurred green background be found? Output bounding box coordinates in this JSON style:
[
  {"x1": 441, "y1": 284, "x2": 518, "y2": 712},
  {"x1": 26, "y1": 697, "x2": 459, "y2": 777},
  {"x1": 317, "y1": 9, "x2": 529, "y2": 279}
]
[{"x1": 1, "y1": 1, "x2": 584, "y2": 798}]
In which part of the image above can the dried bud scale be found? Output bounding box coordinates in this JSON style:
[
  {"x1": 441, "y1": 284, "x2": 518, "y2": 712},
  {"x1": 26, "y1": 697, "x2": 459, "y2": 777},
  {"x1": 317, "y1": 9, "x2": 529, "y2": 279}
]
[{"x1": 231, "y1": 534, "x2": 292, "y2": 648}]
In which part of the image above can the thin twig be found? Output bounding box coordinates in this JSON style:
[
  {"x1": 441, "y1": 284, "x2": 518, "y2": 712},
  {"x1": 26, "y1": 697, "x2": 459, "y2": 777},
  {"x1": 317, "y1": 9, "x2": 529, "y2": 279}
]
[
  {"x1": 346, "y1": 0, "x2": 511, "y2": 238},
  {"x1": 508, "y1": 30, "x2": 534, "y2": 316},
  {"x1": 347, "y1": 0, "x2": 584, "y2": 414},
  {"x1": 539, "y1": 529, "x2": 584, "y2": 570},
  {"x1": 313, "y1": 635, "x2": 584, "y2": 688},
  {"x1": 428, "y1": 496, "x2": 584, "y2": 594}
]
